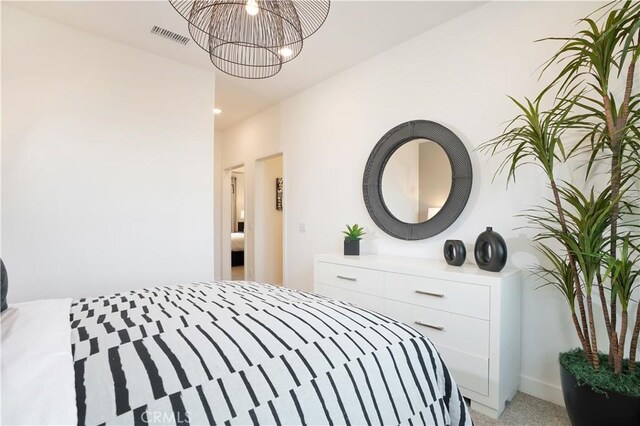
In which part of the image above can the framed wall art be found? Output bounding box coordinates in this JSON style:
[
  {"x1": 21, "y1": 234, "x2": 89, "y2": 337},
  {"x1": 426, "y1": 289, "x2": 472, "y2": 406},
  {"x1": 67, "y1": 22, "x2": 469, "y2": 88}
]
[{"x1": 276, "y1": 177, "x2": 283, "y2": 211}]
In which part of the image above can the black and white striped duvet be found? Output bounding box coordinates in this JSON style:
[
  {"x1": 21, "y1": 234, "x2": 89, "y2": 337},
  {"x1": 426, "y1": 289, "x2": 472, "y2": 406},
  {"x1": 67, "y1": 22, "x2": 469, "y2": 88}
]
[{"x1": 70, "y1": 281, "x2": 472, "y2": 425}]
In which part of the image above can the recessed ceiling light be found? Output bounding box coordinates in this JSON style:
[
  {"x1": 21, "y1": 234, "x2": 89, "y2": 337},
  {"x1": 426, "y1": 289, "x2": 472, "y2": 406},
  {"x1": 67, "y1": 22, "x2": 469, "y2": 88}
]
[
  {"x1": 213, "y1": 108, "x2": 222, "y2": 115},
  {"x1": 278, "y1": 47, "x2": 293, "y2": 58}
]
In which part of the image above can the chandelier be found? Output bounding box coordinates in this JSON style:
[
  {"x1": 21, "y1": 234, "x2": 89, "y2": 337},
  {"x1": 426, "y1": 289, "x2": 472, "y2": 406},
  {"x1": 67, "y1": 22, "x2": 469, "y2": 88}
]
[{"x1": 169, "y1": 0, "x2": 331, "y2": 79}]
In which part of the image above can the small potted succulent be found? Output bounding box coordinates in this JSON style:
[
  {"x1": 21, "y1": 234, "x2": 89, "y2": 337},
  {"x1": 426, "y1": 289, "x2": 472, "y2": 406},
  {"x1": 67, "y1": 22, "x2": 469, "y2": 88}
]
[{"x1": 342, "y1": 224, "x2": 365, "y2": 256}]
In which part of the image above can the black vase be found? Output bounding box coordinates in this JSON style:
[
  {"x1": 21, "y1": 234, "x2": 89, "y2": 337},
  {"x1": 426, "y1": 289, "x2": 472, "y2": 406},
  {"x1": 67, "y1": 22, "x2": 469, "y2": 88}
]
[
  {"x1": 344, "y1": 239, "x2": 360, "y2": 256},
  {"x1": 443, "y1": 240, "x2": 466, "y2": 266},
  {"x1": 560, "y1": 363, "x2": 640, "y2": 426},
  {"x1": 474, "y1": 227, "x2": 507, "y2": 272}
]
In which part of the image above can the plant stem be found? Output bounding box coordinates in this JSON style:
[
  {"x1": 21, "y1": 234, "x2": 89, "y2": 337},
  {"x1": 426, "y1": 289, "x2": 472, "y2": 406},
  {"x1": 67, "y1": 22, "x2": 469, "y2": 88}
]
[
  {"x1": 571, "y1": 311, "x2": 591, "y2": 360},
  {"x1": 597, "y1": 271, "x2": 617, "y2": 367},
  {"x1": 615, "y1": 310, "x2": 628, "y2": 374},
  {"x1": 619, "y1": 63, "x2": 636, "y2": 126},
  {"x1": 629, "y1": 303, "x2": 640, "y2": 371},
  {"x1": 550, "y1": 180, "x2": 592, "y2": 360},
  {"x1": 587, "y1": 293, "x2": 600, "y2": 368},
  {"x1": 605, "y1": 56, "x2": 637, "y2": 367},
  {"x1": 603, "y1": 93, "x2": 620, "y2": 345}
]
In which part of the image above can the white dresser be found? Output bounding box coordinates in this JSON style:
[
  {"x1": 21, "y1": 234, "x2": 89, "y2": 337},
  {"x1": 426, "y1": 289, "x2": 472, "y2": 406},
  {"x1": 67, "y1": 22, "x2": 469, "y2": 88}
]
[{"x1": 314, "y1": 254, "x2": 521, "y2": 418}]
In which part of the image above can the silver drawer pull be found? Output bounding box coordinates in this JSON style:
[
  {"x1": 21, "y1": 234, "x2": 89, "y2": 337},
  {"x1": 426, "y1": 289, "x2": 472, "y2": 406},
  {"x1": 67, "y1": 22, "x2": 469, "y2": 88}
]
[
  {"x1": 336, "y1": 275, "x2": 357, "y2": 282},
  {"x1": 415, "y1": 321, "x2": 445, "y2": 331},
  {"x1": 415, "y1": 289, "x2": 445, "y2": 298}
]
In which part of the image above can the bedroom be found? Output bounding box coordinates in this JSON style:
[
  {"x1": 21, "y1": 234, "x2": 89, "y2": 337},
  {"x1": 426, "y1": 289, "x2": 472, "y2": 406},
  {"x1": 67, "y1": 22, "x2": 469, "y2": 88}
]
[{"x1": 2, "y1": 1, "x2": 640, "y2": 425}]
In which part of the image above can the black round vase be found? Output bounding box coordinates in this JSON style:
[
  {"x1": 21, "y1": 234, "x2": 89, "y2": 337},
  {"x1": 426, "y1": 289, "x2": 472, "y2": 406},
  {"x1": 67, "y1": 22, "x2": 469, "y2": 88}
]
[
  {"x1": 560, "y1": 364, "x2": 640, "y2": 426},
  {"x1": 443, "y1": 240, "x2": 466, "y2": 266},
  {"x1": 474, "y1": 227, "x2": 507, "y2": 272}
]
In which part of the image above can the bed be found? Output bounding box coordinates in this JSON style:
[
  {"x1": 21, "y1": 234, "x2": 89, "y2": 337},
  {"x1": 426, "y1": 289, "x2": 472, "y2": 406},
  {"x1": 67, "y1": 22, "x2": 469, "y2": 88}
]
[
  {"x1": 231, "y1": 232, "x2": 245, "y2": 267},
  {"x1": 2, "y1": 281, "x2": 472, "y2": 425}
]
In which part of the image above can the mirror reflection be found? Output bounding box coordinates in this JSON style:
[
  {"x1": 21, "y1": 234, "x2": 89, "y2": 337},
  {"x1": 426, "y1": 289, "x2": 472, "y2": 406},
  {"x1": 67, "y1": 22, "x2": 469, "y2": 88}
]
[{"x1": 381, "y1": 139, "x2": 453, "y2": 224}]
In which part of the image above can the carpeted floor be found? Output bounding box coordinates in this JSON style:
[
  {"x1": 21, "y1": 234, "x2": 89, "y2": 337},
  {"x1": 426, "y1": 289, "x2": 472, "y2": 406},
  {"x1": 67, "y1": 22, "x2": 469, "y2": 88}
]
[{"x1": 471, "y1": 392, "x2": 570, "y2": 426}]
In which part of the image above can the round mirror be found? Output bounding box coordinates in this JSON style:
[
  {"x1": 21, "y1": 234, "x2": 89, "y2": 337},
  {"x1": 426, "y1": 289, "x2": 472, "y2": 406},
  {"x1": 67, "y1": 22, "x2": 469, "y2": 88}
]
[
  {"x1": 363, "y1": 120, "x2": 472, "y2": 240},
  {"x1": 381, "y1": 138, "x2": 452, "y2": 223}
]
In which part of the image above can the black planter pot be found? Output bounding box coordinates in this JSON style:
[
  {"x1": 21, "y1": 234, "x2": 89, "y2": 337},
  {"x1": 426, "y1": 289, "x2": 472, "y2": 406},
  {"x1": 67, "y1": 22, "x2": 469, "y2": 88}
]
[
  {"x1": 344, "y1": 239, "x2": 360, "y2": 256},
  {"x1": 560, "y1": 364, "x2": 640, "y2": 426}
]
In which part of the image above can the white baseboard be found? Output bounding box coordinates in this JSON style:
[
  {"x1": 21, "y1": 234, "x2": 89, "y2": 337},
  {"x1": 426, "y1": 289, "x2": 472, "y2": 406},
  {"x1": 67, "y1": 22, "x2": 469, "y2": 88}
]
[{"x1": 519, "y1": 375, "x2": 565, "y2": 407}]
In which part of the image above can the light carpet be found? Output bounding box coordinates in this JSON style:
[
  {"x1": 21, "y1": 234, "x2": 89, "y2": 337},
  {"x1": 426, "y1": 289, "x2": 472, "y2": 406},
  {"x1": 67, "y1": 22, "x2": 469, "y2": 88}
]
[{"x1": 471, "y1": 392, "x2": 569, "y2": 426}]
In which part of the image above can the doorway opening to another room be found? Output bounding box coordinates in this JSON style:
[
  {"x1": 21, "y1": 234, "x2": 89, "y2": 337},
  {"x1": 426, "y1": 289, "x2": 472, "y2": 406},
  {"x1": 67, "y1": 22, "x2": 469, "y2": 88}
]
[
  {"x1": 255, "y1": 154, "x2": 284, "y2": 285},
  {"x1": 229, "y1": 166, "x2": 246, "y2": 280}
]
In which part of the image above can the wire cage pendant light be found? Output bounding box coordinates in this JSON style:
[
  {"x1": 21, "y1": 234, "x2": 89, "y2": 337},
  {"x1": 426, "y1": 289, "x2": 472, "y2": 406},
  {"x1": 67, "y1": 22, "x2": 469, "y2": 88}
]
[{"x1": 169, "y1": 0, "x2": 331, "y2": 79}]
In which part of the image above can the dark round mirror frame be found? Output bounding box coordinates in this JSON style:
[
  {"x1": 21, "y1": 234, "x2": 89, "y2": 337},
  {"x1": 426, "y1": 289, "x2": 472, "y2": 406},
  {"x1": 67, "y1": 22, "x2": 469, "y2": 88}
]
[{"x1": 363, "y1": 120, "x2": 473, "y2": 240}]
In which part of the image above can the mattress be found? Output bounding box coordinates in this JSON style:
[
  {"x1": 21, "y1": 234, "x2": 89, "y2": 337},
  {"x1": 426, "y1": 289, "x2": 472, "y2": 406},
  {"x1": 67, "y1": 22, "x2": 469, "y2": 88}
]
[{"x1": 3, "y1": 281, "x2": 472, "y2": 425}]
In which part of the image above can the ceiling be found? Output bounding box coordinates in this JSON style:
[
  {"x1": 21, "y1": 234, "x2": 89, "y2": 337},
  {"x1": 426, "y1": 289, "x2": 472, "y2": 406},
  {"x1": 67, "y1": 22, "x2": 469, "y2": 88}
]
[{"x1": 9, "y1": 1, "x2": 483, "y2": 129}]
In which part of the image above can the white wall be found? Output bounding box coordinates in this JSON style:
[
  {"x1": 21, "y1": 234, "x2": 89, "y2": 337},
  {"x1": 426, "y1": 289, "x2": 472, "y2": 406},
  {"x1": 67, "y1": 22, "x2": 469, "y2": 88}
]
[
  {"x1": 0, "y1": 3, "x2": 3, "y2": 258},
  {"x1": 218, "y1": 1, "x2": 606, "y2": 405},
  {"x1": 2, "y1": 6, "x2": 215, "y2": 302},
  {"x1": 219, "y1": 108, "x2": 283, "y2": 281},
  {"x1": 255, "y1": 155, "x2": 283, "y2": 284},
  {"x1": 213, "y1": 130, "x2": 223, "y2": 280}
]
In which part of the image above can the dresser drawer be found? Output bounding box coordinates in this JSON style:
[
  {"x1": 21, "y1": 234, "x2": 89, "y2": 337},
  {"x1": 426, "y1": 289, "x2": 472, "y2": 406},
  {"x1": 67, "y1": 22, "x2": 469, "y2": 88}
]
[
  {"x1": 315, "y1": 283, "x2": 384, "y2": 312},
  {"x1": 384, "y1": 299, "x2": 489, "y2": 357},
  {"x1": 438, "y1": 345, "x2": 489, "y2": 396},
  {"x1": 316, "y1": 262, "x2": 384, "y2": 297},
  {"x1": 384, "y1": 272, "x2": 490, "y2": 320}
]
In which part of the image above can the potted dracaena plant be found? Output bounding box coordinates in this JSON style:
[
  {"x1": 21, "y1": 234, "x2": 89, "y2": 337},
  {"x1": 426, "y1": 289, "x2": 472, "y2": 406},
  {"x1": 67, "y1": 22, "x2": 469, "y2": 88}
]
[
  {"x1": 480, "y1": 2, "x2": 640, "y2": 424},
  {"x1": 343, "y1": 224, "x2": 365, "y2": 256}
]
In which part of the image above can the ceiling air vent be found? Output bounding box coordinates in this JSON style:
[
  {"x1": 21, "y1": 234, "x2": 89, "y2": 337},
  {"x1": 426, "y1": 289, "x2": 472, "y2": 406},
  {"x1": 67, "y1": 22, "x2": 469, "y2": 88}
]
[{"x1": 150, "y1": 25, "x2": 190, "y2": 45}]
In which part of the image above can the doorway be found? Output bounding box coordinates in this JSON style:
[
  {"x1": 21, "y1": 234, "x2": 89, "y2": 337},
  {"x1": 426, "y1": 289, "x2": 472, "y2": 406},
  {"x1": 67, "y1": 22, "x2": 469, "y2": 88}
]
[
  {"x1": 229, "y1": 166, "x2": 246, "y2": 280},
  {"x1": 255, "y1": 154, "x2": 284, "y2": 285}
]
